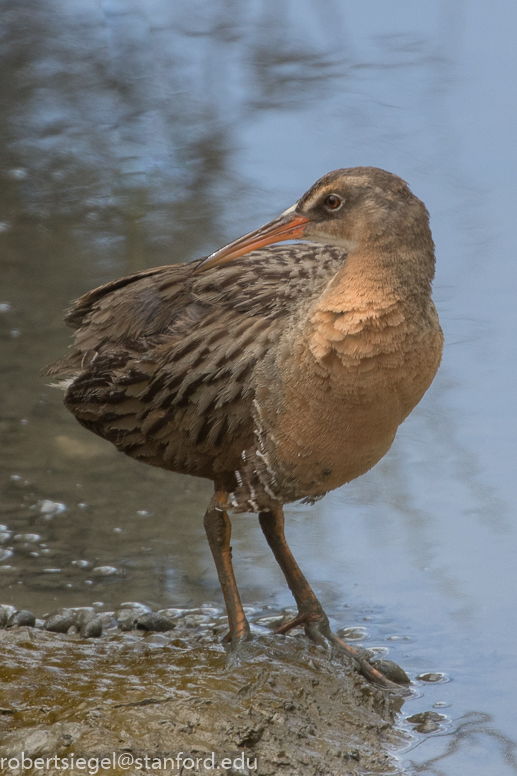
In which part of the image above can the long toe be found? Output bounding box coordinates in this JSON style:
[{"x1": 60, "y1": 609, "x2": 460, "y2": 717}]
[
  {"x1": 279, "y1": 611, "x2": 409, "y2": 691},
  {"x1": 326, "y1": 629, "x2": 410, "y2": 691}
]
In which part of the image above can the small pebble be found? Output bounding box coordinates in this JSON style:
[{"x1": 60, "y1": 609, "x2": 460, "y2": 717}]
[
  {"x1": 92, "y1": 566, "x2": 118, "y2": 576},
  {"x1": 116, "y1": 603, "x2": 154, "y2": 631},
  {"x1": 73, "y1": 607, "x2": 105, "y2": 638},
  {"x1": 13, "y1": 534, "x2": 41, "y2": 543},
  {"x1": 39, "y1": 500, "x2": 66, "y2": 516},
  {"x1": 98, "y1": 612, "x2": 118, "y2": 630},
  {"x1": 74, "y1": 608, "x2": 95, "y2": 627},
  {"x1": 81, "y1": 617, "x2": 103, "y2": 638},
  {"x1": 116, "y1": 609, "x2": 141, "y2": 632},
  {"x1": 44, "y1": 609, "x2": 77, "y2": 633},
  {"x1": 9, "y1": 610, "x2": 36, "y2": 628},
  {"x1": 407, "y1": 711, "x2": 445, "y2": 723},
  {"x1": 119, "y1": 602, "x2": 151, "y2": 614},
  {"x1": 71, "y1": 560, "x2": 90, "y2": 568},
  {"x1": 406, "y1": 711, "x2": 446, "y2": 734},
  {"x1": 417, "y1": 672, "x2": 447, "y2": 683},
  {"x1": 0, "y1": 605, "x2": 16, "y2": 626},
  {"x1": 137, "y1": 612, "x2": 176, "y2": 633}
]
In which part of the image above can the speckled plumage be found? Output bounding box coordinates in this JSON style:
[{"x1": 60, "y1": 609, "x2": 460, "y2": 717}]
[
  {"x1": 47, "y1": 168, "x2": 442, "y2": 514},
  {"x1": 46, "y1": 168, "x2": 443, "y2": 680},
  {"x1": 47, "y1": 244, "x2": 348, "y2": 498}
]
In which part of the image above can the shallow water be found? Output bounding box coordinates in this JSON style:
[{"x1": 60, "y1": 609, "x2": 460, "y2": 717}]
[{"x1": 1, "y1": 1, "x2": 517, "y2": 773}]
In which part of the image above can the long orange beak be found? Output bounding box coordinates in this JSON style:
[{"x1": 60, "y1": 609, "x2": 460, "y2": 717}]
[{"x1": 194, "y1": 211, "x2": 311, "y2": 273}]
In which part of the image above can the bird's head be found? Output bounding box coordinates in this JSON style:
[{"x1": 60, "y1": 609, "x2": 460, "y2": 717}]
[{"x1": 195, "y1": 167, "x2": 432, "y2": 273}]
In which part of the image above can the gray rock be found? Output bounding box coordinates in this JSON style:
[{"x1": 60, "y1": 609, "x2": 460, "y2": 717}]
[
  {"x1": 80, "y1": 617, "x2": 103, "y2": 638},
  {"x1": 44, "y1": 609, "x2": 77, "y2": 634},
  {"x1": 406, "y1": 710, "x2": 446, "y2": 733},
  {"x1": 117, "y1": 610, "x2": 139, "y2": 631},
  {"x1": 118, "y1": 602, "x2": 151, "y2": 614},
  {"x1": 116, "y1": 603, "x2": 152, "y2": 631},
  {"x1": 0, "y1": 605, "x2": 16, "y2": 627},
  {"x1": 71, "y1": 608, "x2": 103, "y2": 638},
  {"x1": 9, "y1": 609, "x2": 36, "y2": 628},
  {"x1": 73, "y1": 607, "x2": 95, "y2": 626},
  {"x1": 137, "y1": 612, "x2": 176, "y2": 632},
  {"x1": 417, "y1": 672, "x2": 446, "y2": 683}
]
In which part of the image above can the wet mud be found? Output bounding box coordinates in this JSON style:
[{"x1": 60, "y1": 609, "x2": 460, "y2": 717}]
[{"x1": 0, "y1": 608, "x2": 405, "y2": 775}]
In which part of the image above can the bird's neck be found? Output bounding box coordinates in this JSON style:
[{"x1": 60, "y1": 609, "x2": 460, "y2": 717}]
[{"x1": 307, "y1": 243, "x2": 436, "y2": 363}]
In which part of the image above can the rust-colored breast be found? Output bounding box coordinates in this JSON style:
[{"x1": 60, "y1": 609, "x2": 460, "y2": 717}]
[{"x1": 231, "y1": 254, "x2": 443, "y2": 511}]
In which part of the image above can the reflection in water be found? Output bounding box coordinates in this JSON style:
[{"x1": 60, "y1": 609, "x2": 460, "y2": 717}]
[
  {"x1": 405, "y1": 712, "x2": 517, "y2": 775},
  {"x1": 0, "y1": 0, "x2": 355, "y2": 263},
  {"x1": 0, "y1": 0, "x2": 363, "y2": 613},
  {"x1": 0, "y1": 2, "x2": 516, "y2": 774},
  {"x1": 246, "y1": 1, "x2": 350, "y2": 109}
]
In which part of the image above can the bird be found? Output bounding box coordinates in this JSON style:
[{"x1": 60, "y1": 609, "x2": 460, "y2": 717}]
[{"x1": 46, "y1": 167, "x2": 443, "y2": 688}]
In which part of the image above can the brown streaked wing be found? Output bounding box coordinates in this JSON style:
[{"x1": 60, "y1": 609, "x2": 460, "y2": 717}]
[{"x1": 45, "y1": 243, "x2": 348, "y2": 481}]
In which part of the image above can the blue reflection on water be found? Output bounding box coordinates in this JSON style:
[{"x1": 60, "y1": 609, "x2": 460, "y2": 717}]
[{"x1": 1, "y1": 1, "x2": 516, "y2": 773}]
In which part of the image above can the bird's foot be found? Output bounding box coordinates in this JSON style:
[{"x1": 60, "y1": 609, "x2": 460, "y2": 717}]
[
  {"x1": 221, "y1": 620, "x2": 253, "y2": 649},
  {"x1": 277, "y1": 611, "x2": 409, "y2": 692}
]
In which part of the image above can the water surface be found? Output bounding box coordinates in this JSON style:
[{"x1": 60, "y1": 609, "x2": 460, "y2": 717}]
[{"x1": 1, "y1": 2, "x2": 516, "y2": 773}]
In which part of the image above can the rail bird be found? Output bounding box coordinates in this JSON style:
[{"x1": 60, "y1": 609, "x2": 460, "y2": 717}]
[{"x1": 46, "y1": 167, "x2": 443, "y2": 687}]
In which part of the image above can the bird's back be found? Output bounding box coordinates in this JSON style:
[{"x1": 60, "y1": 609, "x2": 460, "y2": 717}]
[{"x1": 46, "y1": 244, "x2": 347, "y2": 491}]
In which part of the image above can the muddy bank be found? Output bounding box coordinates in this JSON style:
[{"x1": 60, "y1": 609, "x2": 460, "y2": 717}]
[{"x1": 0, "y1": 609, "x2": 407, "y2": 775}]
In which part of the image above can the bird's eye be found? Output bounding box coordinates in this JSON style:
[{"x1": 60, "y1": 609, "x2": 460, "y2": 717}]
[{"x1": 323, "y1": 194, "x2": 342, "y2": 210}]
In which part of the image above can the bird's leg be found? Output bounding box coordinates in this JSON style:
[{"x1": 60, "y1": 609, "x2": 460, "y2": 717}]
[
  {"x1": 258, "y1": 508, "x2": 328, "y2": 633},
  {"x1": 204, "y1": 491, "x2": 251, "y2": 647},
  {"x1": 258, "y1": 508, "x2": 402, "y2": 689}
]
